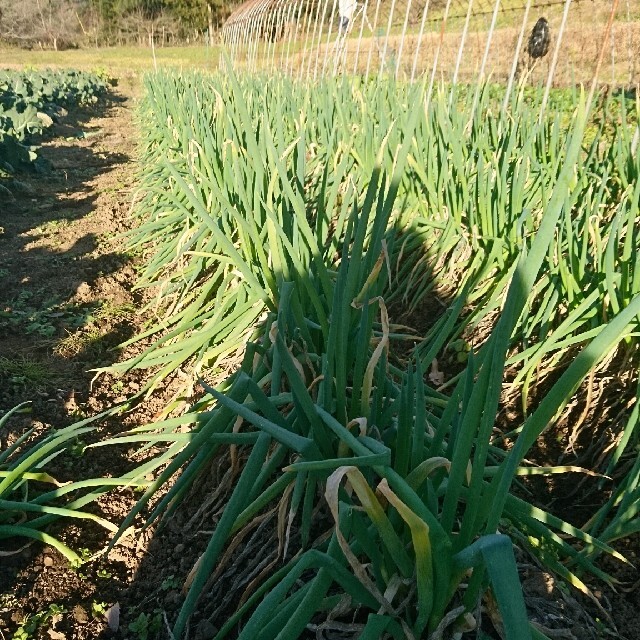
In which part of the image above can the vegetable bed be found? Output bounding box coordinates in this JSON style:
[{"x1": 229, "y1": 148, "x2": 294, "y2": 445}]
[
  {"x1": 103, "y1": 72, "x2": 639, "y2": 638},
  {"x1": 3, "y1": 68, "x2": 639, "y2": 639},
  {"x1": 0, "y1": 69, "x2": 108, "y2": 172}
]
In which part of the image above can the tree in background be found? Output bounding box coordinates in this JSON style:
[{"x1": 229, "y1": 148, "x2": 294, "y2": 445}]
[
  {"x1": 164, "y1": 0, "x2": 231, "y2": 33},
  {"x1": 0, "y1": 0, "x2": 85, "y2": 49},
  {"x1": 90, "y1": 0, "x2": 165, "y2": 19},
  {"x1": 89, "y1": 0, "x2": 165, "y2": 37},
  {"x1": 0, "y1": 0, "x2": 234, "y2": 47},
  {"x1": 88, "y1": 0, "x2": 230, "y2": 43}
]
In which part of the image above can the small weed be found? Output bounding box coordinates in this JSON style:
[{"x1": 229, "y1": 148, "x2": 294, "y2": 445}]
[
  {"x1": 1, "y1": 293, "x2": 97, "y2": 339},
  {"x1": 78, "y1": 548, "x2": 92, "y2": 561},
  {"x1": 69, "y1": 438, "x2": 87, "y2": 458},
  {"x1": 53, "y1": 300, "x2": 133, "y2": 357},
  {"x1": 96, "y1": 568, "x2": 112, "y2": 579},
  {"x1": 69, "y1": 547, "x2": 93, "y2": 571},
  {"x1": 128, "y1": 611, "x2": 162, "y2": 640},
  {"x1": 96, "y1": 300, "x2": 135, "y2": 321},
  {"x1": 111, "y1": 379, "x2": 125, "y2": 394},
  {"x1": 16, "y1": 290, "x2": 33, "y2": 305},
  {"x1": 0, "y1": 356, "x2": 53, "y2": 388},
  {"x1": 69, "y1": 547, "x2": 95, "y2": 576},
  {"x1": 54, "y1": 327, "x2": 102, "y2": 358},
  {"x1": 34, "y1": 219, "x2": 71, "y2": 236},
  {"x1": 160, "y1": 575, "x2": 180, "y2": 591},
  {"x1": 26, "y1": 321, "x2": 56, "y2": 338},
  {"x1": 448, "y1": 338, "x2": 471, "y2": 363},
  {"x1": 0, "y1": 591, "x2": 18, "y2": 612},
  {"x1": 12, "y1": 603, "x2": 66, "y2": 640},
  {"x1": 91, "y1": 601, "x2": 108, "y2": 618}
]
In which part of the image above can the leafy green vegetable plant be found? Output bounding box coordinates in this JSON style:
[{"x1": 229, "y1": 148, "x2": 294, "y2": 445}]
[{"x1": 0, "y1": 69, "x2": 107, "y2": 171}]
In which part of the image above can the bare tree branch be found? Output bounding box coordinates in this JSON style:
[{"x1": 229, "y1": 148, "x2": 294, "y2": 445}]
[{"x1": 0, "y1": 0, "x2": 85, "y2": 49}]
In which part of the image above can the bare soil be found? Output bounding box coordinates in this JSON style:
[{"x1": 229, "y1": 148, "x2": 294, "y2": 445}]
[{"x1": 0, "y1": 87, "x2": 171, "y2": 640}]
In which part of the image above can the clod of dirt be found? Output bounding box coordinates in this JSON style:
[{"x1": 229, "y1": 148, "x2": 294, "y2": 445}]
[
  {"x1": 195, "y1": 620, "x2": 219, "y2": 640},
  {"x1": 106, "y1": 603, "x2": 120, "y2": 632},
  {"x1": 72, "y1": 605, "x2": 89, "y2": 624}
]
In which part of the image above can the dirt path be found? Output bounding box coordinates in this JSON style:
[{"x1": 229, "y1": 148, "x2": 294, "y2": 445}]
[
  {"x1": 0, "y1": 90, "x2": 138, "y2": 407},
  {"x1": 0, "y1": 89, "x2": 160, "y2": 639}
]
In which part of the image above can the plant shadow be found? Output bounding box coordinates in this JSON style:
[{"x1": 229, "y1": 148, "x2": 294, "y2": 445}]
[{"x1": 83, "y1": 211, "x2": 461, "y2": 640}]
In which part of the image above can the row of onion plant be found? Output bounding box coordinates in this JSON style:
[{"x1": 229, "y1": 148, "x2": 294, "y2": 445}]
[{"x1": 89, "y1": 69, "x2": 640, "y2": 638}]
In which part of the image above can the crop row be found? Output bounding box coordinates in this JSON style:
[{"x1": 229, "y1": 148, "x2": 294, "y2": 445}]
[
  {"x1": 3, "y1": 69, "x2": 639, "y2": 639},
  {"x1": 0, "y1": 69, "x2": 108, "y2": 171},
  {"x1": 91, "y1": 72, "x2": 638, "y2": 638}
]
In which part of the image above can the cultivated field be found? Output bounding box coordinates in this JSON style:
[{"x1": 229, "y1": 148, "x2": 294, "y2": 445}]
[{"x1": 1, "y1": 43, "x2": 639, "y2": 640}]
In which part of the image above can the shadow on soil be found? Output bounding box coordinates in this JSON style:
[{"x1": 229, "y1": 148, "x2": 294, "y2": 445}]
[
  {"x1": 0, "y1": 91, "x2": 145, "y2": 638},
  {"x1": 0, "y1": 92, "x2": 135, "y2": 405}
]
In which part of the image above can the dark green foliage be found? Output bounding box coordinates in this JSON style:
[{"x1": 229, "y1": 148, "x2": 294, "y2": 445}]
[
  {"x1": 0, "y1": 69, "x2": 107, "y2": 171},
  {"x1": 164, "y1": 0, "x2": 229, "y2": 29},
  {"x1": 92, "y1": 0, "x2": 228, "y2": 32}
]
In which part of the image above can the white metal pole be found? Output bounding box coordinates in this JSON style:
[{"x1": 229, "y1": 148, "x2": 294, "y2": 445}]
[
  {"x1": 426, "y1": 0, "x2": 453, "y2": 109},
  {"x1": 353, "y1": 0, "x2": 370, "y2": 75},
  {"x1": 378, "y1": 0, "x2": 399, "y2": 80},
  {"x1": 451, "y1": 0, "x2": 475, "y2": 88},
  {"x1": 298, "y1": 0, "x2": 319, "y2": 80},
  {"x1": 410, "y1": 0, "x2": 431, "y2": 83},
  {"x1": 540, "y1": 0, "x2": 573, "y2": 117},
  {"x1": 283, "y1": 0, "x2": 302, "y2": 74},
  {"x1": 320, "y1": 0, "x2": 340, "y2": 76},
  {"x1": 364, "y1": 0, "x2": 383, "y2": 78},
  {"x1": 395, "y1": 0, "x2": 415, "y2": 80},
  {"x1": 502, "y1": 0, "x2": 533, "y2": 113},
  {"x1": 313, "y1": 0, "x2": 332, "y2": 79}
]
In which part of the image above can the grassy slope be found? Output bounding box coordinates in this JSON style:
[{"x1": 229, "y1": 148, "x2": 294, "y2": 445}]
[{"x1": 1, "y1": 0, "x2": 636, "y2": 86}]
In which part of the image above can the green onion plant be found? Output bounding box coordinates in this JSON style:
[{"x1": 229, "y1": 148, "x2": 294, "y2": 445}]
[{"x1": 98, "y1": 68, "x2": 639, "y2": 638}]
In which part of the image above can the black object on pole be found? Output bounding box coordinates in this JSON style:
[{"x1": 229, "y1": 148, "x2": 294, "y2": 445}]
[{"x1": 527, "y1": 17, "x2": 551, "y2": 59}]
